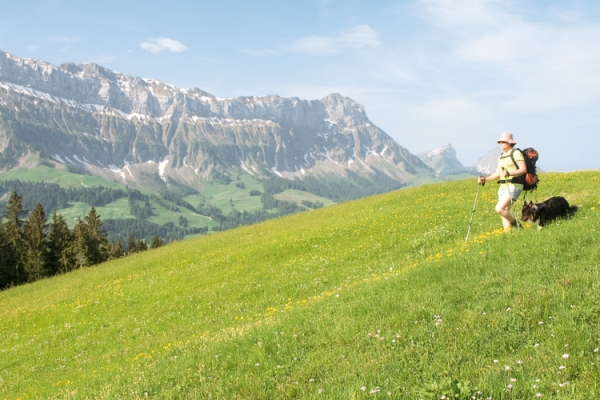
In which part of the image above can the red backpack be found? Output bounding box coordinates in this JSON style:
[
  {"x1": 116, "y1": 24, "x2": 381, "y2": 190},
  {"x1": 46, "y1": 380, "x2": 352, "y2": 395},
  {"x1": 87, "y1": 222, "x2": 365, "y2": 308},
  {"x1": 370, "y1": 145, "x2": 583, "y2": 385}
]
[{"x1": 510, "y1": 147, "x2": 539, "y2": 191}]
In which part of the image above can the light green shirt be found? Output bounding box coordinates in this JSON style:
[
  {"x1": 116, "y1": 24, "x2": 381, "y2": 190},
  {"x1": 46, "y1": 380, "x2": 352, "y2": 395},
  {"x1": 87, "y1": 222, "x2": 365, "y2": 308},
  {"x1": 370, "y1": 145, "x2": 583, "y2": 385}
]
[{"x1": 496, "y1": 148, "x2": 524, "y2": 189}]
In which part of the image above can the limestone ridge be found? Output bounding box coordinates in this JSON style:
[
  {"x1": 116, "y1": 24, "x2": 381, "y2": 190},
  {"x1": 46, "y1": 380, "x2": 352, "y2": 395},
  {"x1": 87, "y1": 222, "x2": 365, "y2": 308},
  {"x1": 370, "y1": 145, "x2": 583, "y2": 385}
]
[
  {"x1": 417, "y1": 144, "x2": 468, "y2": 176},
  {"x1": 0, "y1": 49, "x2": 435, "y2": 189},
  {"x1": 470, "y1": 148, "x2": 502, "y2": 175}
]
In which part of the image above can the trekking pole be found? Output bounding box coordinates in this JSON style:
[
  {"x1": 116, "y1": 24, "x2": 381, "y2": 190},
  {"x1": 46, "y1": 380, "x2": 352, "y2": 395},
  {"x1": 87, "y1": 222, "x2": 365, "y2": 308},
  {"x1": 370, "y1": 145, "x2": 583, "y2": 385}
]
[{"x1": 465, "y1": 181, "x2": 481, "y2": 243}]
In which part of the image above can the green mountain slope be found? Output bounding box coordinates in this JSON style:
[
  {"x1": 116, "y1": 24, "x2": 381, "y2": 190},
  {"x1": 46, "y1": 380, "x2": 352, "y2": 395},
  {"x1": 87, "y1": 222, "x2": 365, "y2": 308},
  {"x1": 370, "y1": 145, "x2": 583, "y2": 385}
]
[
  {"x1": 1, "y1": 171, "x2": 599, "y2": 398},
  {"x1": 0, "y1": 156, "x2": 415, "y2": 243}
]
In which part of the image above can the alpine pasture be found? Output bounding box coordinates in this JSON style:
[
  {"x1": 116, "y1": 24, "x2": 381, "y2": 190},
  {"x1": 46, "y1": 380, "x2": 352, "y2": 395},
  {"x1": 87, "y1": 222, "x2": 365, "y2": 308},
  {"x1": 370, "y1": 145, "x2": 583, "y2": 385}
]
[{"x1": 1, "y1": 171, "x2": 599, "y2": 399}]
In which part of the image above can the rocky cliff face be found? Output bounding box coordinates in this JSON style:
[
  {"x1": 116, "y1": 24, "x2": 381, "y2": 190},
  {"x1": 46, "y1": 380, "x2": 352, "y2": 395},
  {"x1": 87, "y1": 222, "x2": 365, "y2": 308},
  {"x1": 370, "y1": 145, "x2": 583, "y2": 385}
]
[
  {"x1": 0, "y1": 50, "x2": 435, "y2": 191},
  {"x1": 417, "y1": 144, "x2": 468, "y2": 176}
]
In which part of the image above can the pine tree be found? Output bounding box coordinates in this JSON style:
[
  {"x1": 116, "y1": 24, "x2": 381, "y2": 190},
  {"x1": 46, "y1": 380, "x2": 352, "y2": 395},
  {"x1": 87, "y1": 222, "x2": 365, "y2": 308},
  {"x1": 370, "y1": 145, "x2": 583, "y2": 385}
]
[
  {"x1": 0, "y1": 223, "x2": 15, "y2": 289},
  {"x1": 127, "y1": 234, "x2": 138, "y2": 254},
  {"x1": 136, "y1": 238, "x2": 148, "y2": 252},
  {"x1": 70, "y1": 219, "x2": 89, "y2": 269},
  {"x1": 22, "y1": 203, "x2": 49, "y2": 282},
  {"x1": 48, "y1": 212, "x2": 74, "y2": 274},
  {"x1": 150, "y1": 235, "x2": 164, "y2": 249},
  {"x1": 3, "y1": 191, "x2": 27, "y2": 285},
  {"x1": 108, "y1": 239, "x2": 125, "y2": 260},
  {"x1": 84, "y1": 207, "x2": 109, "y2": 265}
]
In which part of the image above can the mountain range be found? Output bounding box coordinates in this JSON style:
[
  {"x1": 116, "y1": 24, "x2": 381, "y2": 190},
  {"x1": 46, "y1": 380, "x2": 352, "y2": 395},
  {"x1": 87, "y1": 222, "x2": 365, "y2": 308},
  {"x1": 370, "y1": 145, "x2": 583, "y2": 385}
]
[
  {"x1": 0, "y1": 49, "x2": 483, "y2": 240},
  {"x1": 0, "y1": 50, "x2": 447, "y2": 187}
]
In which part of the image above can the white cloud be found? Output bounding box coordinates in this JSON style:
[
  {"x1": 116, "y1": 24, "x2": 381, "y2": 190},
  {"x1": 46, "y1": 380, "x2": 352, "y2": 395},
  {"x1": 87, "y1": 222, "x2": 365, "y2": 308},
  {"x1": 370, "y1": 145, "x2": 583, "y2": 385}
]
[
  {"x1": 462, "y1": 26, "x2": 600, "y2": 111},
  {"x1": 417, "y1": 0, "x2": 600, "y2": 111},
  {"x1": 292, "y1": 25, "x2": 380, "y2": 55},
  {"x1": 418, "y1": 0, "x2": 503, "y2": 30},
  {"x1": 141, "y1": 38, "x2": 187, "y2": 53},
  {"x1": 292, "y1": 36, "x2": 337, "y2": 55},
  {"x1": 240, "y1": 25, "x2": 380, "y2": 58},
  {"x1": 339, "y1": 25, "x2": 381, "y2": 49}
]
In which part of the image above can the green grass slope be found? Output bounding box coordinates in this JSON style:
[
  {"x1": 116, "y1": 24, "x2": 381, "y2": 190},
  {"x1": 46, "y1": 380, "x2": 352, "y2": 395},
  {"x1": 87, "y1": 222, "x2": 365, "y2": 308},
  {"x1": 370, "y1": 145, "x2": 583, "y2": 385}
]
[
  {"x1": 0, "y1": 162, "x2": 333, "y2": 236},
  {"x1": 1, "y1": 171, "x2": 599, "y2": 399}
]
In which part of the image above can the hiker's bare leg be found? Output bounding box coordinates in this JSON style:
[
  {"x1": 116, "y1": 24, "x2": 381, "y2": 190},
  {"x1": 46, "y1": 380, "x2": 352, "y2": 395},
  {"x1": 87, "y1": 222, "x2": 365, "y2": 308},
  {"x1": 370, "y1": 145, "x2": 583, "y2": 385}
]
[{"x1": 495, "y1": 195, "x2": 515, "y2": 230}]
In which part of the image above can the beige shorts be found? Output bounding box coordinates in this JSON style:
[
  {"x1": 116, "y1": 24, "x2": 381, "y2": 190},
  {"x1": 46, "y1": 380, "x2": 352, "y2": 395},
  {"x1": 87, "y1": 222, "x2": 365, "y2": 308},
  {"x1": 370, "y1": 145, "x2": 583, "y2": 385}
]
[{"x1": 498, "y1": 185, "x2": 522, "y2": 201}]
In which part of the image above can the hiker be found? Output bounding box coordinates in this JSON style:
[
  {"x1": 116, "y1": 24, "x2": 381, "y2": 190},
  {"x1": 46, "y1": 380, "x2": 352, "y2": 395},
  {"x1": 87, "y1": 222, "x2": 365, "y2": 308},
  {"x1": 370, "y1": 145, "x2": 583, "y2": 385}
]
[{"x1": 477, "y1": 132, "x2": 527, "y2": 231}]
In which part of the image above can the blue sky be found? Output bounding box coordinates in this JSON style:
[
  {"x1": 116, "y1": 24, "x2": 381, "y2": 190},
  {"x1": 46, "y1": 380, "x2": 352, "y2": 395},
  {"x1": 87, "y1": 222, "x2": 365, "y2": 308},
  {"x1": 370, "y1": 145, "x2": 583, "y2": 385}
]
[{"x1": 1, "y1": 0, "x2": 599, "y2": 171}]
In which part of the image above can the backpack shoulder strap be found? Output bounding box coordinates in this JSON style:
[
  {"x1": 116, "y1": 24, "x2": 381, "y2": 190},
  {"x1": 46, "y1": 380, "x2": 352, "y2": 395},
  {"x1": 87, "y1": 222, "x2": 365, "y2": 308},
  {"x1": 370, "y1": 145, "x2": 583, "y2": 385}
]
[{"x1": 509, "y1": 148, "x2": 521, "y2": 170}]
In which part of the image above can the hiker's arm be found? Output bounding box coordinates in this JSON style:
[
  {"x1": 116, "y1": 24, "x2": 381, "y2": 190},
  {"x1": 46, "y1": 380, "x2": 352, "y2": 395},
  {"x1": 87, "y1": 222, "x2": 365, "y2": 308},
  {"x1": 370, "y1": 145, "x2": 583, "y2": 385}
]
[
  {"x1": 478, "y1": 170, "x2": 501, "y2": 185},
  {"x1": 502, "y1": 160, "x2": 526, "y2": 178}
]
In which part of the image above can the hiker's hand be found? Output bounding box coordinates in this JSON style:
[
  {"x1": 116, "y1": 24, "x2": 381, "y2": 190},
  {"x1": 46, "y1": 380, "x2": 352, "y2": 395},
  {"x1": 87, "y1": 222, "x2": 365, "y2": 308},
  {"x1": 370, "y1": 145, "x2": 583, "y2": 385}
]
[
  {"x1": 478, "y1": 176, "x2": 486, "y2": 185},
  {"x1": 502, "y1": 169, "x2": 510, "y2": 178}
]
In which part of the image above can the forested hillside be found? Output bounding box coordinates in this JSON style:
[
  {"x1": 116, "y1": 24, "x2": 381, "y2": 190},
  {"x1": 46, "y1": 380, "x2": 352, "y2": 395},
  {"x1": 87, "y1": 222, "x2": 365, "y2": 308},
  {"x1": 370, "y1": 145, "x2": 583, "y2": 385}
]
[
  {"x1": 0, "y1": 169, "x2": 403, "y2": 245},
  {"x1": 0, "y1": 190, "x2": 162, "y2": 290}
]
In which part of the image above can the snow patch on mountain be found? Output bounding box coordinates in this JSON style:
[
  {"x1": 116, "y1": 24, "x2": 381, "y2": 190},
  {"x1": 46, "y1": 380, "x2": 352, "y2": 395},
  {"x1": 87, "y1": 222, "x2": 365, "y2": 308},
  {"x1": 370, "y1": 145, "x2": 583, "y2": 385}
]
[{"x1": 158, "y1": 157, "x2": 169, "y2": 181}]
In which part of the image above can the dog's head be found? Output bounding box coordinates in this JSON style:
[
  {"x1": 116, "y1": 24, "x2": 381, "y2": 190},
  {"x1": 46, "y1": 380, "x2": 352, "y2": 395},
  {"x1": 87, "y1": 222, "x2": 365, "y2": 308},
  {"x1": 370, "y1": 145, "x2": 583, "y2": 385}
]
[{"x1": 521, "y1": 201, "x2": 538, "y2": 222}]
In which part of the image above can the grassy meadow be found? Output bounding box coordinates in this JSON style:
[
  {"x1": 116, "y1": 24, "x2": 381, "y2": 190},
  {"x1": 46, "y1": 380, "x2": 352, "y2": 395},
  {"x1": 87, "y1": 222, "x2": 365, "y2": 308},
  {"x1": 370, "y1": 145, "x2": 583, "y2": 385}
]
[
  {"x1": 0, "y1": 162, "x2": 334, "y2": 234},
  {"x1": 1, "y1": 171, "x2": 599, "y2": 399}
]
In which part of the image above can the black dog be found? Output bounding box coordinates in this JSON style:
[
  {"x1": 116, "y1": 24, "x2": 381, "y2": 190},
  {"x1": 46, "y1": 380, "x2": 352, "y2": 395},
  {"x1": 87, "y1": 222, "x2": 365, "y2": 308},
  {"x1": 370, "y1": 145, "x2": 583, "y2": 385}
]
[{"x1": 521, "y1": 196, "x2": 578, "y2": 228}]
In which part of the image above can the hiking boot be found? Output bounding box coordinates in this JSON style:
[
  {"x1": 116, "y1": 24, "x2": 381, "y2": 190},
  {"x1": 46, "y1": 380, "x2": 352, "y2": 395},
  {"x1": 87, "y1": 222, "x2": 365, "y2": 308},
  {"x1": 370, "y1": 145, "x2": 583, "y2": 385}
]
[{"x1": 510, "y1": 219, "x2": 522, "y2": 229}]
